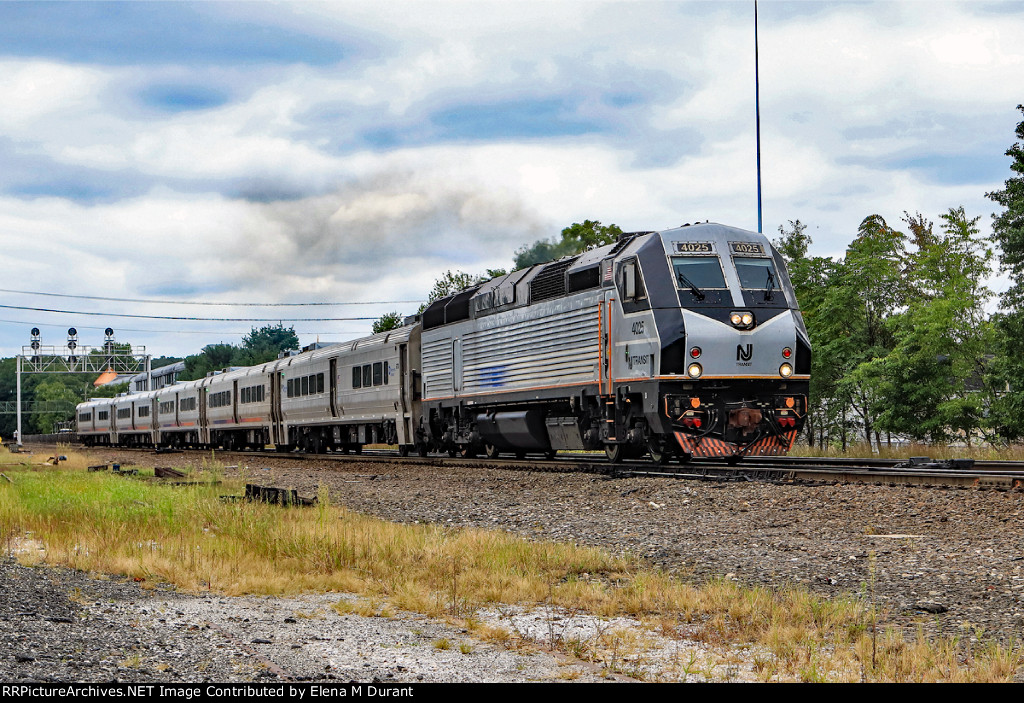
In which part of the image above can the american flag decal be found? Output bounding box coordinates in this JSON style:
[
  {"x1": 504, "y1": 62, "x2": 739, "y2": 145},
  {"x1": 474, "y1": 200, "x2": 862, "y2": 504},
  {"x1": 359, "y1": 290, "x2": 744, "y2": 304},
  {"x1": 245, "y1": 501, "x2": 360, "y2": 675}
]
[{"x1": 603, "y1": 261, "x2": 613, "y2": 281}]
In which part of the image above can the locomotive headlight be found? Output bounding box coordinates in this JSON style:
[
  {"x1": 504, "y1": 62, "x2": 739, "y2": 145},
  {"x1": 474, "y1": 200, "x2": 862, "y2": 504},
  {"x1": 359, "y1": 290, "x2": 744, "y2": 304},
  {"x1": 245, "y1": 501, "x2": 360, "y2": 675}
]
[
  {"x1": 779, "y1": 363, "x2": 794, "y2": 378},
  {"x1": 730, "y1": 311, "x2": 755, "y2": 329},
  {"x1": 687, "y1": 363, "x2": 703, "y2": 378}
]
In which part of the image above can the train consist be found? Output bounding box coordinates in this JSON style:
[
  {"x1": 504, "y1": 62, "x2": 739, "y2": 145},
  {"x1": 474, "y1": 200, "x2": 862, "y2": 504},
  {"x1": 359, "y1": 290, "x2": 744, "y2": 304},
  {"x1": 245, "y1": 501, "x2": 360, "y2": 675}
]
[{"x1": 76, "y1": 223, "x2": 810, "y2": 463}]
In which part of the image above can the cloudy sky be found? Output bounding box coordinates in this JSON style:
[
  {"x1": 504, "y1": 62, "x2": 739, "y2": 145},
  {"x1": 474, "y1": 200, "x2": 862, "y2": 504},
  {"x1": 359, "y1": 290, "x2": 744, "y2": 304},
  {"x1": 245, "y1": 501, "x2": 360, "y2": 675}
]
[{"x1": 1, "y1": 0, "x2": 1022, "y2": 360}]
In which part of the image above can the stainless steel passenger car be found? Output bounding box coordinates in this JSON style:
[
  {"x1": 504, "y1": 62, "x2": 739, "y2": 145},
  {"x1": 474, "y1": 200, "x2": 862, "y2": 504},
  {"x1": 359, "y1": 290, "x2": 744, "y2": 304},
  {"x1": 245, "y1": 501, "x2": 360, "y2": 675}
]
[{"x1": 76, "y1": 398, "x2": 114, "y2": 446}]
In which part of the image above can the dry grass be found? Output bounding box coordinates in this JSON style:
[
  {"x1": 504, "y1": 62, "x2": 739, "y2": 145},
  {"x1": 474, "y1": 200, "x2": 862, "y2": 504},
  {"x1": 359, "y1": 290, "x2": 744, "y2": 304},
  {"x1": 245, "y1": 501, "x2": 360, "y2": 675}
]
[
  {"x1": 0, "y1": 445, "x2": 1021, "y2": 682},
  {"x1": 790, "y1": 439, "x2": 1024, "y2": 461}
]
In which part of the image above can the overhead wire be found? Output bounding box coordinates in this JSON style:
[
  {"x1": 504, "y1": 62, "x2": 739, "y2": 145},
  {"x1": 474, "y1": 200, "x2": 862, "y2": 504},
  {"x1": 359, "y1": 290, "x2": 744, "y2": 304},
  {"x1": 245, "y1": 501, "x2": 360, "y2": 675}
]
[
  {"x1": 0, "y1": 318, "x2": 373, "y2": 336},
  {"x1": 0, "y1": 288, "x2": 421, "y2": 307},
  {"x1": 0, "y1": 303, "x2": 395, "y2": 322}
]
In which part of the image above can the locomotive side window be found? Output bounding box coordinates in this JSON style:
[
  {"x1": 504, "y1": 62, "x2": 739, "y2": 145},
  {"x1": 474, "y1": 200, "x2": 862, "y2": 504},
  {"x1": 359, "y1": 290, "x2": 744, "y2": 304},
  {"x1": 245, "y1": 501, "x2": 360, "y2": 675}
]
[
  {"x1": 352, "y1": 367, "x2": 361, "y2": 388},
  {"x1": 317, "y1": 373, "x2": 325, "y2": 394},
  {"x1": 301, "y1": 376, "x2": 309, "y2": 396},
  {"x1": 372, "y1": 362, "x2": 383, "y2": 386},
  {"x1": 363, "y1": 365, "x2": 372, "y2": 387},
  {"x1": 618, "y1": 259, "x2": 647, "y2": 301},
  {"x1": 98, "y1": 410, "x2": 109, "y2": 420}
]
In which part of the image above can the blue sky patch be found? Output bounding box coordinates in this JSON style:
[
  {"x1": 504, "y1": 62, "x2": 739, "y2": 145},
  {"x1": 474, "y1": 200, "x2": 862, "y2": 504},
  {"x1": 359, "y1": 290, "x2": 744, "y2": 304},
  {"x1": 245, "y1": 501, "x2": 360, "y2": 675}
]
[
  {"x1": 0, "y1": 2, "x2": 352, "y2": 66},
  {"x1": 888, "y1": 154, "x2": 1009, "y2": 187},
  {"x1": 430, "y1": 99, "x2": 604, "y2": 141},
  {"x1": 138, "y1": 84, "x2": 230, "y2": 112}
]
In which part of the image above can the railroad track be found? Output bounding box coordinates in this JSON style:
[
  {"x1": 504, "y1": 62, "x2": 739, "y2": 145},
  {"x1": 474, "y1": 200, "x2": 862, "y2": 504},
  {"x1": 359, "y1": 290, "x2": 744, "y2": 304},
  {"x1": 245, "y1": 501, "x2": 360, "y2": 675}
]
[{"x1": 46, "y1": 442, "x2": 1024, "y2": 489}]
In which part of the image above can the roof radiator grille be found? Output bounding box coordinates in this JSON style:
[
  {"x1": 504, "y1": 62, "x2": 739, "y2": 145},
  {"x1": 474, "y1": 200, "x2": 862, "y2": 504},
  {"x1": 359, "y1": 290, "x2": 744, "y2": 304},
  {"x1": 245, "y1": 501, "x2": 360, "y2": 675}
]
[{"x1": 530, "y1": 257, "x2": 579, "y2": 302}]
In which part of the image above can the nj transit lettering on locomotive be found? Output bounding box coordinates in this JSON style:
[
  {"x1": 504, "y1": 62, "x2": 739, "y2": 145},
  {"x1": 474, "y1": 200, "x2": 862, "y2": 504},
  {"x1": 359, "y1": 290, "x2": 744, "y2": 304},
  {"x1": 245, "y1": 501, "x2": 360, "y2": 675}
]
[
  {"x1": 736, "y1": 343, "x2": 753, "y2": 366},
  {"x1": 623, "y1": 344, "x2": 653, "y2": 373}
]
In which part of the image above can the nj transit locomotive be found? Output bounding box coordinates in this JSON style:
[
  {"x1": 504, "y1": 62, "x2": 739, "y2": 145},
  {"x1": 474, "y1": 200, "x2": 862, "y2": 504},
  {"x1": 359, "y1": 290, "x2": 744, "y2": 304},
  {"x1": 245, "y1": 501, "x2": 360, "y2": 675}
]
[{"x1": 76, "y1": 223, "x2": 810, "y2": 463}]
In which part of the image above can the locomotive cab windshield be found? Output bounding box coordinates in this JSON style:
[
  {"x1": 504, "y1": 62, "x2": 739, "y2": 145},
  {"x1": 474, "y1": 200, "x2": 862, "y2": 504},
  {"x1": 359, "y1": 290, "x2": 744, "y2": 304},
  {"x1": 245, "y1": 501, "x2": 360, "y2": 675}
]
[
  {"x1": 734, "y1": 256, "x2": 782, "y2": 304},
  {"x1": 671, "y1": 255, "x2": 728, "y2": 304}
]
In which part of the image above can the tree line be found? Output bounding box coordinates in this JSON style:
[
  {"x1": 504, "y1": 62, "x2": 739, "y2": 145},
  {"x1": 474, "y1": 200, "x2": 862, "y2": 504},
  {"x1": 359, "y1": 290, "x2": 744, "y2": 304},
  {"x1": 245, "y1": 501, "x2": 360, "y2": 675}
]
[{"x1": 779, "y1": 105, "x2": 1024, "y2": 448}]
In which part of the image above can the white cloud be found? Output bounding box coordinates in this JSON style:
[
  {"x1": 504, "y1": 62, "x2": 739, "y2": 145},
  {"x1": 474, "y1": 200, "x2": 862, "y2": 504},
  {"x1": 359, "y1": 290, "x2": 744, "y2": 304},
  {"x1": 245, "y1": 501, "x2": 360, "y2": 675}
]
[{"x1": 1, "y1": 1, "x2": 1022, "y2": 358}]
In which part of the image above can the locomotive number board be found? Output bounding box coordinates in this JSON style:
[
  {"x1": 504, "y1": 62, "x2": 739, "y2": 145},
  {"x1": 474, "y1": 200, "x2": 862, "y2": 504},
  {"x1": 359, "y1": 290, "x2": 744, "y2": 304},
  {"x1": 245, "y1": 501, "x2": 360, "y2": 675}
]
[
  {"x1": 730, "y1": 241, "x2": 765, "y2": 255},
  {"x1": 674, "y1": 241, "x2": 713, "y2": 253}
]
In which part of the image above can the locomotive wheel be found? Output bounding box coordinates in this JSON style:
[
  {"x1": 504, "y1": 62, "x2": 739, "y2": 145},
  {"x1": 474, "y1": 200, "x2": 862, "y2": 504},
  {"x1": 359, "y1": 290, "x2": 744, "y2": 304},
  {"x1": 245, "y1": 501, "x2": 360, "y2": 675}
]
[
  {"x1": 677, "y1": 451, "x2": 693, "y2": 464},
  {"x1": 460, "y1": 446, "x2": 478, "y2": 459},
  {"x1": 545, "y1": 449, "x2": 557, "y2": 460},
  {"x1": 515, "y1": 451, "x2": 526, "y2": 460},
  {"x1": 604, "y1": 444, "x2": 624, "y2": 463},
  {"x1": 726, "y1": 454, "x2": 742, "y2": 466},
  {"x1": 484, "y1": 443, "x2": 500, "y2": 459},
  {"x1": 647, "y1": 436, "x2": 673, "y2": 465},
  {"x1": 417, "y1": 443, "x2": 429, "y2": 457},
  {"x1": 354, "y1": 444, "x2": 363, "y2": 454},
  {"x1": 398, "y1": 444, "x2": 410, "y2": 457},
  {"x1": 447, "y1": 447, "x2": 458, "y2": 457}
]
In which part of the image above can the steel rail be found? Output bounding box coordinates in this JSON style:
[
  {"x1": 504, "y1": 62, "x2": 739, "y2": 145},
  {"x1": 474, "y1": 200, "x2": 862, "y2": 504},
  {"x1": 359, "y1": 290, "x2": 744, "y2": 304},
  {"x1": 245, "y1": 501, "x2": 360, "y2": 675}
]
[{"x1": 47, "y1": 442, "x2": 1024, "y2": 489}]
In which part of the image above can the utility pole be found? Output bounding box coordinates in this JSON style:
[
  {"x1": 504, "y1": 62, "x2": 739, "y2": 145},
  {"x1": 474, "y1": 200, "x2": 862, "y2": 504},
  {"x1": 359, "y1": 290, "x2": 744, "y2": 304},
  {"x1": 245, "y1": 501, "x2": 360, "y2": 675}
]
[{"x1": 755, "y1": 0, "x2": 763, "y2": 234}]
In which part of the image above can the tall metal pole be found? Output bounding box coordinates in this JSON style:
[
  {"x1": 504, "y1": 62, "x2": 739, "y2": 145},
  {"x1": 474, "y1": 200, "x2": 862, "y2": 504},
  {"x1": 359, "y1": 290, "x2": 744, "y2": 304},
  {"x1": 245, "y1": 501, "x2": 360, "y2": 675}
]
[
  {"x1": 16, "y1": 355, "x2": 22, "y2": 447},
  {"x1": 755, "y1": 0, "x2": 763, "y2": 234}
]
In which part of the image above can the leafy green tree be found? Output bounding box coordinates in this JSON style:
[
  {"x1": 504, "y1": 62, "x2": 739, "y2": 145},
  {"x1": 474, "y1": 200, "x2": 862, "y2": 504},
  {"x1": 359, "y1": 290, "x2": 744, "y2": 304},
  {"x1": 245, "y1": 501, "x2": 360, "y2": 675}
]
[
  {"x1": 33, "y1": 378, "x2": 80, "y2": 434},
  {"x1": 372, "y1": 311, "x2": 404, "y2": 334},
  {"x1": 90, "y1": 381, "x2": 129, "y2": 398},
  {"x1": 818, "y1": 215, "x2": 909, "y2": 449},
  {"x1": 425, "y1": 270, "x2": 490, "y2": 305},
  {"x1": 865, "y1": 207, "x2": 995, "y2": 443},
  {"x1": 240, "y1": 324, "x2": 299, "y2": 361},
  {"x1": 774, "y1": 220, "x2": 843, "y2": 447},
  {"x1": 179, "y1": 325, "x2": 298, "y2": 381},
  {"x1": 513, "y1": 220, "x2": 622, "y2": 269},
  {"x1": 987, "y1": 105, "x2": 1024, "y2": 439},
  {"x1": 151, "y1": 355, "x2": 183, "y2": 370}
]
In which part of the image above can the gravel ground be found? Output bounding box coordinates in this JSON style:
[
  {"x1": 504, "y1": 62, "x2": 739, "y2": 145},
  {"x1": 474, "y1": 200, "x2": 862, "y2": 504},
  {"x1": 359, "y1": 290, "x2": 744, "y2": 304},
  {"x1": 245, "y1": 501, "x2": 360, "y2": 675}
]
[
  {"x1": 0, "y1": 557, "x2": 615, "y2": 683},
  {"x1": 5, "y1": 444, "x2": 1024, "y2": 682}
]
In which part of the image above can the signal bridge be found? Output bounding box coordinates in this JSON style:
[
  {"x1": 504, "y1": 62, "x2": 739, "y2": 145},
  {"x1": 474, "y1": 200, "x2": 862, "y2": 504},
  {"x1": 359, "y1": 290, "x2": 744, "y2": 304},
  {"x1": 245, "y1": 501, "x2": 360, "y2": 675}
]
[{"x1": 14, "y1": 327, "x2": 151, "y2": 446}]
